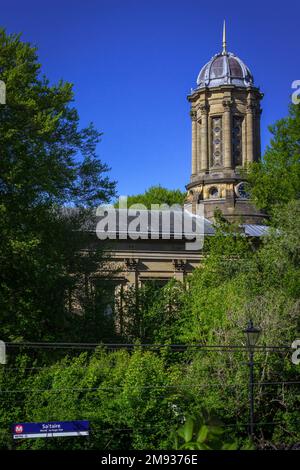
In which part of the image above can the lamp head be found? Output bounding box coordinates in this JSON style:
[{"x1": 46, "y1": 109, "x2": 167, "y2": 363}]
[{"x1": 243, "y1": 320, "x2": 261, "y2": 350}]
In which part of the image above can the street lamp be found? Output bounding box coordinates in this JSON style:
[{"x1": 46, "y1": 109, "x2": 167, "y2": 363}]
[{"x1": 243, "y1": 320, "x2": 261, "y2": 441}]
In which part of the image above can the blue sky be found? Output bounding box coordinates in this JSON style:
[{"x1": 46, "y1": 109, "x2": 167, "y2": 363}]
[{"x1": 1, "y1": 0, "x2": 299, "y2": 196}]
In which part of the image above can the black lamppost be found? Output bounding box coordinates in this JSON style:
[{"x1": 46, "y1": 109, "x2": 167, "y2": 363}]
[{"x1": 243, "y1": 319, "x2": 261, "y2": 440}]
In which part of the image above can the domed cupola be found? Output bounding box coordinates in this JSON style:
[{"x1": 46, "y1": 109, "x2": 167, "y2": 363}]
[
  {"x1": 187, "y1": 21, "x2": 264, "y2": 224},
  {"x1": 196, "y1": 23, "x2": 254, "y2": 89}
]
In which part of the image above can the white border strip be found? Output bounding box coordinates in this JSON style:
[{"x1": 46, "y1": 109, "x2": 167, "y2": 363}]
[{"x1": 13, "y1": 431, "x2": 89, "y2": 439}]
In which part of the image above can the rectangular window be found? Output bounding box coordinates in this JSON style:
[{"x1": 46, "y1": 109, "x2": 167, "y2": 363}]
[
  {"x1": 211, "y1": 116, "x2": 223, "y2": 167},
  {"x1": 232, "y1": 116, "x2": 243, "y2": 166}
]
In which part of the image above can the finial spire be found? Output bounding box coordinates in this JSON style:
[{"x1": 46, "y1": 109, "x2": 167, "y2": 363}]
[{"x1": 222, "y1": 20, "x2": 227, "y2": 54}]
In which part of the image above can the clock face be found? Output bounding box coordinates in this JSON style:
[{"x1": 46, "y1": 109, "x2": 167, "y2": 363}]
[{"x1": 235, "y1": 182, "x2": 250, "y2": 199}]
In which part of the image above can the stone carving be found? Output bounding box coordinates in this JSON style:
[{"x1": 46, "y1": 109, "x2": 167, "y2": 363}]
[
  {"x1": 246, "y1": 101, "x2": 256, "y2": 113},
  {"x1": 172, "y1": 259, "x2": 186, "y2": 272},
  {"x1": 199, "y1": 103, "x2": 209, "y2": 114},
  {"x1": 125, "y1": 258, "x2": 139, "y2": 271},
  {"x1": 190, "y1": 110, "x2": 197, "y2": 121},
  {"x1": 222, "y1": 98, "x2": 232, "y2": 111}
]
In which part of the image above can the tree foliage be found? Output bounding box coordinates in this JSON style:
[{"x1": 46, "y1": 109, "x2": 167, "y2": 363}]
[
  {"x1": 116, "y1": 185, "x2": 186, "y2": 208},
  {"x1": 172, "y1": 414, "x2": 239, "y2": 450},
  {"x1": 248, "y1": 103, "x2": 300, "y2": 213},
  {"x1": 0, "y1": 29, "x2": 116, "y2": 341}
]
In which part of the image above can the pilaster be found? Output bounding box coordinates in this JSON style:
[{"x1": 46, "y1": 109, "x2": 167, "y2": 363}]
[
  {"x1": 222, "y1": 98, "x2": 232, "y2": 169},
  {"x1": 190, "y1": 110, "x2": 197, "y2": 176},
  {"x1": 200, "y1": 103, "x2": 209, "y2": 172}
]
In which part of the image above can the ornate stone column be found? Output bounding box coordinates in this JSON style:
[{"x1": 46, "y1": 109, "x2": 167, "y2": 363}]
[
  {"x1": 255, "y1": 106, "x2": 262, "y2": 162},
  {"x1": 246, "y1": 102, "x2": 255, "y2": 165},
  {"x1": 200, "y1": 104, "x2": 209, "y2": 172},
  {"x1": 190, "y1": 110, "x2": 197, "y2": 176},
  {"x1": 222, "y1": 99, "x2": 232, "y2": 169}
]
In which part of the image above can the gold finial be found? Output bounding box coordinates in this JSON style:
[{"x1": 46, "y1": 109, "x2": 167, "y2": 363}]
[{"x1": 222, "y1": 20, "x2": 227, "y2": 54}]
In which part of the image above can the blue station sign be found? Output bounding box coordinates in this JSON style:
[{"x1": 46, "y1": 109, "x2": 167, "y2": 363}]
[{"x1": 12, "y1": 420, "x2": 90, "y2": 439}]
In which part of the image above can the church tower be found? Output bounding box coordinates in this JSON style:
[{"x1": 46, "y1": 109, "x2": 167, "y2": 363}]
[{"x1": 186, "y1": 23, "x2": 265, "y2": 223}]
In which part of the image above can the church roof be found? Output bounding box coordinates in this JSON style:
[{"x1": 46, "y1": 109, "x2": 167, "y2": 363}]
[
  {"x1": 94, "y1": 208, "x2": 215, "y2": 239},
  {"x1": 60, "y1": 207, "x2": 269, "y2": 240},
  {"x1": 241, "y1": 224, "x2": 269, "y2": 237},
  {"x1": 87, "y1": 208, "x2": 269, "y2": 239}
]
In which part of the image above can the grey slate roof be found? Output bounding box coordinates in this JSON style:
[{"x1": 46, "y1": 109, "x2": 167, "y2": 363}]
[
  {"x1": 94, "y1": 208, "x2": 215, "y2": 239},
  {"x1": 241, "y1": 224, "x2": 269, "y2": 237}
]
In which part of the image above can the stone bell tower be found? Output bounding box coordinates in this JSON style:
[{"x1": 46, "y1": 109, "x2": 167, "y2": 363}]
[{"x1": 186, "y1": 22, "x2": 265, "y2": 223}]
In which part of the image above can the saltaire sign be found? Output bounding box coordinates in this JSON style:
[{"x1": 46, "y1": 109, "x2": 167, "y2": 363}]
[{"x1": 12, "y1": 420, "x2": 89, "y2": 439}]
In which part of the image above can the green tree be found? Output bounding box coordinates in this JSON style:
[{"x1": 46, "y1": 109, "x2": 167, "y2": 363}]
[
  {"x1": 116, "y1": 279, "x2": 185, "y2": 343},
  {"x1": 0, "y1": 29, "x2": 116, "y2": 341},
  {"x1": 116, "y1": 185, "x2": 186, "y2": 208},
  {"x1": 172, "y1": 414, "x2": 239, "y2": 450},
  {"x1": 248, "y1": 103, "x2": 300, "y2": 212},
  {"x1": 174, "y1": 202, "x2": 300, "y2": 448},
  {"x1": 1, "y1": 348, "x2": 181, "y2": 450}
]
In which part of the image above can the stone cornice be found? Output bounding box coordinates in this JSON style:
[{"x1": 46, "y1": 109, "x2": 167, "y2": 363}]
[
  {"x1": 187, "y1": 85, "x2": 263, "y2": 102},
  {"x1": 186, "y1": 176, "x2": 246, "y2": 189}
]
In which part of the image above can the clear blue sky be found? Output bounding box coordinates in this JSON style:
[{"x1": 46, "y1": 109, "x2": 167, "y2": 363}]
[{"x1": 1, "y1": 0, "x2": 299, "y2": 196}]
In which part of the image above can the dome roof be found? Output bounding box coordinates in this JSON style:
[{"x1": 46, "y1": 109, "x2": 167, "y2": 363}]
[{"x1": 197, "y1": 51, "x2": 254, "y2": 89}]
